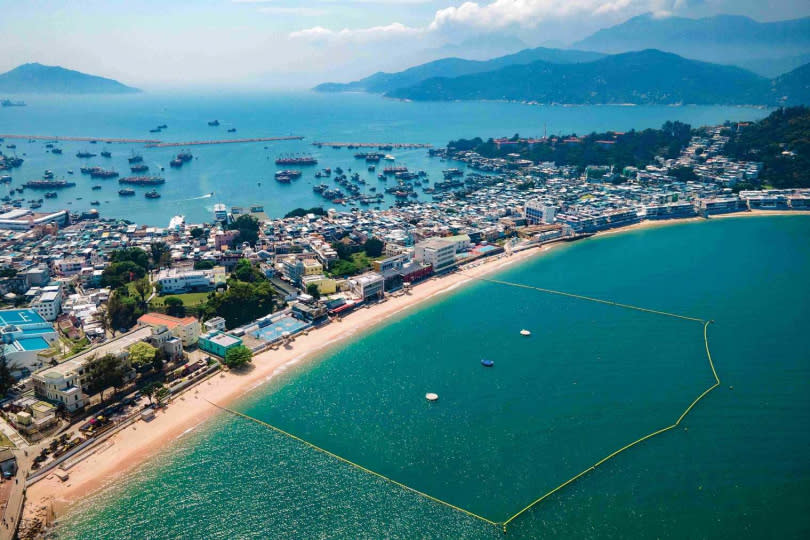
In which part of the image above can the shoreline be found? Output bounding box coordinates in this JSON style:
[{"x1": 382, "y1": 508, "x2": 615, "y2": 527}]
[{"x1": 23, "y1": 209, "x2": 810, "y2": 523}]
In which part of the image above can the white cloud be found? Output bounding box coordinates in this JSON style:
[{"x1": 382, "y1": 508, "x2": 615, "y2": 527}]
[
  {"x1": 289, "y1": 0, "x2": 686, "y2": 44},
  {"x1": 290, "y1": 22, "x2": 422, "y2": 43}
]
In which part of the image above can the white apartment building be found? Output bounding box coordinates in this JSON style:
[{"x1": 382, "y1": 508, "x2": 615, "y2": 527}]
[
  {"x1": 156, "y1": 268, "x2": 214, "y2": 294},
  {"x1": 524, "y1": 200, "x2": 556, "y2": 225},
  {"x1": 414, "y1": 238, "x2": 456, "y2": 273},
  {"x1": 350, "y1": 272, "x2": 385, "y2": 301},
  {"x1": 28, "y1": 285, "x2": 63, "y2": 321}
]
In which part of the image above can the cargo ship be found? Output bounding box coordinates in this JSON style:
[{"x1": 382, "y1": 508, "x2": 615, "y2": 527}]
[
  {"x1": 275, "y1": 154, "x2": 317, "y2": 166},
  {"x1": 24, "y1": 180, "x2": 76, "y2": 189},
  {"x1": 118, "y1": 176, "x2": 165, "y2": 185}
]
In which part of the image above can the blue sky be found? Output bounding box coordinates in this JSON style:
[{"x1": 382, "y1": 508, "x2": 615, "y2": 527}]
[{"x1": 2, "y1": 0, "x2": 809, "y2": 89}]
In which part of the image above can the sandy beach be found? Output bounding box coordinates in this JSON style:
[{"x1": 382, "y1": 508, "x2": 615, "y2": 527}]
[
  {"x1": 23, "y1": 243, "x2": 551, "y2": 522},
  {"x1": 23, "y1": 209, "x2": 810, "y2": 522}
]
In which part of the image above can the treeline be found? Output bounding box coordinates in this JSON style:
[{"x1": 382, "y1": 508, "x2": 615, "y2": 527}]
[
  {"x1": 448, "y1": 121, "x2": 692, "y2": 172},
  {"x1": 724, "y1": 106, "x2": 810, "y2": 189}
]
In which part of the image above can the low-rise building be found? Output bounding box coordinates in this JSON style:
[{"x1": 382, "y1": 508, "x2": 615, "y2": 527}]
[
  {"x1": 349, "y1": 272, "x2": 385, "y2": 301},
  {"x1": 137, "y1": 312, "x2": 201, "y2": 346},
  {"x1": 203, "y1": 316, "x2": 227, "y2": 333},
  {"x1": 198, "y1": 330, "x2": 243, "y2": 358},
  {"x1": 0, "y1": 309, "x2": 59, "y2": 375},
  {"x1": 414, "y1": 238, "x2": 456, "y2": 273},
  {"x1": 156, "y1": 268, "x2": 214, "y2": 294}
]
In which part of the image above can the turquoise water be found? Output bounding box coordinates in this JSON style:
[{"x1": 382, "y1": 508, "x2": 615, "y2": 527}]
[
  {"x1": 1, "y1": 93, "x2": 769, "y2": 225},
  {"x1": 56, "y1": 215, "x2": 810, "y2": 539},
  {"x1": 18, "y1": 336, "x2": 50, "y2": 350}
]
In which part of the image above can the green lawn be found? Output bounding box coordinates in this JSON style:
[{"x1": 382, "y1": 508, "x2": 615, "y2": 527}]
[{"x1": 150, "y1": 291, "x2": 212, "y2": 307}]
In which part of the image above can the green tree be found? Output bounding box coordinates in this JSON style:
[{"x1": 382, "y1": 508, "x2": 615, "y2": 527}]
[
  {"x1": 306, "y1": 283, "x2": 321, "y2": 300},
  {"x1": 86, "y1": 354, "x2": 128, "y2": 402},
  {"x1": 363, "y1": 237, "x2": 384, "y2": 257},
  {"x1": 107, "y1": 289, "x2": 142, "y2": 331},
  {"x1": 0, "y1": 354, "x2": 15, "y2": 395},
  {"x1": 132, "y1": 277, "x2": 151, "y2": 307},
  {"x1": 224, "y1": 345, "x2": 252, "y2": 369},
  {"x1": 190, "y1": 227, "x2": 205, "y2": 239},
  {"x1": 150, "y1": 242, "x2": 171, "y2": 269},
  {"x1": 141, "y1": 381, "x2": 164, "y2": 405},
  {"x1": 0, "y1": 266, "x2": 17, "y2": 278},
  {"x1": 227, "y1": 215, "x2": 260, "y2": 246},
  {"x1": 206, "y1": 281, "x2": 275, "y2": 328},
  {"x1": 232, "y1": 258, "x2": 262, "y2": 283},
  {"x1": 155, "y1": 386, "x2": 170, "y2": 405},
  {"x1": 129, "y1": 342, "x2": 157, "y2": 369},
  {"x1": 110, "y1": 247, "x2": 149, "y2": 269},
  {"x1": 194, "y1": 260, "x2": 215, "y2": 270},
  {"x1": 164, "y1": 296, "x2": 186, "y2": 317},
  {"x1": 101, "y1": 261, "x2": 146, "y2": 288}
]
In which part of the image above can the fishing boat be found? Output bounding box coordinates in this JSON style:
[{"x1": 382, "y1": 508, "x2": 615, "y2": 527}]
[
  {"x1": 144, "y1": 190, "x2": 161, "y2": 199},
  {"x1": 100, "y1": 151, "x2": 112, "y2": 158},
  {"x1": 118, "y1": 188, "x2": 135, "y2": 196},
  {"x1": 520, "y1": 329, "x2": 531, "y2": 336},
  {"x1": 481, "y1": 359, "x2": 494, "y2": 367}
]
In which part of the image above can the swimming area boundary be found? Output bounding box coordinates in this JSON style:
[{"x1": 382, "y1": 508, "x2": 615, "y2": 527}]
[{"x1": 209, "y1": 275, "x2": 721, "y2": 533}]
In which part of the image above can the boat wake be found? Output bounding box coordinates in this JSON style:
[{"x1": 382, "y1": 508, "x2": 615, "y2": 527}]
[{"x1": 189, "y1": 192, "x2": 214, "y2": 200}]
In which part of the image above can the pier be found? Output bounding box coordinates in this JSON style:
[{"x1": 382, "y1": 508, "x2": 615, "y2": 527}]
[
  {"x1": 0, "y1": 134, "x2": 161, "y2": 144},
  {"x1": 312, "y1": 142, "x2": 433, "y2": 149},
  {"x1": 146, "y1": 136, "x2": 304, "y2": 148}
]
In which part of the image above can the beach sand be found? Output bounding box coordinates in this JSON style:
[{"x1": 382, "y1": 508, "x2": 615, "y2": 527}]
[
  {"x1": 23, "y1": 243, "x2": 551, "y2": 521},
  {"x1": 24, "y1": 209, "x2": 810, "y2": 522}
]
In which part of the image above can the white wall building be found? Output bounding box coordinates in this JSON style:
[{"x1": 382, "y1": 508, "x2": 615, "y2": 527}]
[
  {"x1": 156, "y1": 268, "x2": 214, "y2": 294},
  {"x1": 414, "y1": 238, "x2": 456, "y2": 272}
]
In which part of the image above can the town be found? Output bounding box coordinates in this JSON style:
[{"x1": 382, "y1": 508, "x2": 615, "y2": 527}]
[{"x1": 0, "y1": 120, "x2": 808, "y2": 536}]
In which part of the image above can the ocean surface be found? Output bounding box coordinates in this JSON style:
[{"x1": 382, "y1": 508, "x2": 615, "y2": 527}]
[
  {"x1": 55, "y1": 215, "x2": 810, "y2": 539},
  {"x1": 0, "y1": 93, "x2": 769, "y2": 226}
]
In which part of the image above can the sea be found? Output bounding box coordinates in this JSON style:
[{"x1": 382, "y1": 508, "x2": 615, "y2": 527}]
[
  {"x1": 54, "y1": 215, "x2": 810, "y2": 539},
  {"x1": 0, "y1": 93, "x2": 770, "y2": 226}
]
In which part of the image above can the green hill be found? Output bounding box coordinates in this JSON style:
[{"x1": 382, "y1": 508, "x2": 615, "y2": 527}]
[
  {"x1": 0, "y1": 63, "x2": 140, "y2": 94},
  {"x1": 314, "y1": 47, "x2": 604, "y2": 94},
  {"x1": 387, "y1": 50, "x2": 808, "y2": 106}
]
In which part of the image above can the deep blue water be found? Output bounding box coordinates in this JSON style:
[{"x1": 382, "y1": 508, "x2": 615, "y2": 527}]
[
  {"x1": 1, "y1": 93, "x2": 769, "y2": 225},
  {"x1": 56, "y1": 215, "x2": 810, "y2": 539}
]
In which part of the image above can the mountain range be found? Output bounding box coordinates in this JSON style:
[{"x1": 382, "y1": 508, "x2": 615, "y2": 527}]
[
  {"x1": 314, "y1": 47, "x2": 605, "y2": 94},
  {"x1": 0, "y1": 63, "x2": 139, "y2": 94},
  {"x1": 385, "y1": 50, "x2": 808, "y2": 106},
  {"x1": 573, "y1": 13, "x2": 810, "y2": 78}
]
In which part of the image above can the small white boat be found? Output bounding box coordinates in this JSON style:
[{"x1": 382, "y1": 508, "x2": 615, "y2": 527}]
[
  {"x1": 425, "y1": 392, "x2": 439, "y2": 401},
  {"x1": 520, "y1": 329, "x2": 531, "y2": 336},
  {"x1": 383, "y1": 154, "x2": 395, "y2": 161}
]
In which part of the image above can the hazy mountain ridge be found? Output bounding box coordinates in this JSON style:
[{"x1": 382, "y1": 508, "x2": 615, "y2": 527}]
[
  {"x1": 314, "y1": 47, "x2": 605, "y2": 94},
  {"x1": 0, "y1": 63, "x2": 140, "y2": 94},
  {"x1": 573, "y1": 13, "x2": 810, "y2": 77},
  {"x1": 386, "y1": 50, "x2": 808, "y2": 106}
]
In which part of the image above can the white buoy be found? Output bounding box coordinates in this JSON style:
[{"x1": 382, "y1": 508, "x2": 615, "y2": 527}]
[
  {"x1": 425, "y1": 392, "x2": 439, "y2": 401},
  {"x1": 520, "y1": 329, "x2": 531, "y2": 336}
]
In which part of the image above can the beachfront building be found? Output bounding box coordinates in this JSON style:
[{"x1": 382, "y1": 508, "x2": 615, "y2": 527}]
[
  {"x1": 699, "y1": 197, "x2": 747, "y2": 216},
  {"x1": 198, "y1": 330, "x2": 242, "y2": 358},
  {"x1": 155, "y1": 268, "x2": 214, "y2": 294},
  {"x1": 32, "y1": 326, "x2": 152, "y2": 412},
  {"x1": 372, "y1": 253, "x2": 409, "y2": 274},
  {"x1": 524, "y1": 200, "x2": 557, "y2": 225},
  {"x1": 349, "y1": 272, "x2": 385, "y2": 302},
  {"x1": 137, "y1": 312, "x2": 201, "y2": 347},
  {"x1": 0, "y1": 309, "x2": 59, "y2": 375},
  {"x1": 414, "y1": 238, "x2": 456, "y2": 273},
  {"x1": 281, "y1": 257, "x2": 324, "y2": 287}
]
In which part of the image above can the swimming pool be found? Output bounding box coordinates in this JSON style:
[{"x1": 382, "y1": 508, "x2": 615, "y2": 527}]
[{"x1": 251, "y1": 316, "x2": 310, "y2": 342}]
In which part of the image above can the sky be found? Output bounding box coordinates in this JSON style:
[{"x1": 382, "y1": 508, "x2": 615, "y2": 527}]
[{"x1": 1, "y1": 0, "x2": 809, "y2": 89}]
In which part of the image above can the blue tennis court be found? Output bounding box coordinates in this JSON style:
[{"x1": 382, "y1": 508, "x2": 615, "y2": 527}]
[{"x1": 252, "y1": 316, "x2": 310, "y2": 342}]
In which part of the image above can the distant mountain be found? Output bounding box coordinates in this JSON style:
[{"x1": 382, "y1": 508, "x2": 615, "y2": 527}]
[
  {"x1": 573, "y1": 14, "x2": 810, "y2": 77},
  {"x1": 773, "y1": 63, "x2": 810, "y2": 105},
  {"x1": 0, "y1": 63, "x2": 140, "y2": 94},
  {"x1": 387, "y1": 50, "x2": 808, "y2": 106},
  {"x1": 426, "y1": 34, "x2": 530, "y2": 61},
  {"x1": 314, "y1": 47, "x2": 605, "y2": 94}
]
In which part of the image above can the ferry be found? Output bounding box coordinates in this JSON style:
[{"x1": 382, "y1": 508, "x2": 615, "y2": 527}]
[
  {"x1": 213, "y1": 203, "x2": 228, "y2": 222},
  {"x1": 119, "y1": 176, "x2": 165, "y2": 185},
  {"x1": 24, "y1": 180, "x2": 76, "y2": 189}
]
